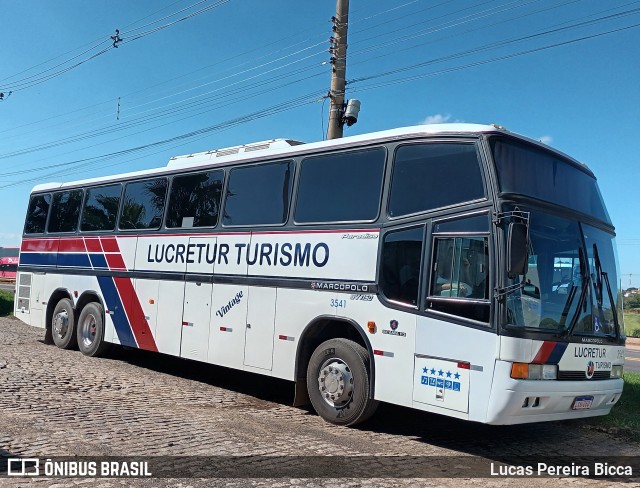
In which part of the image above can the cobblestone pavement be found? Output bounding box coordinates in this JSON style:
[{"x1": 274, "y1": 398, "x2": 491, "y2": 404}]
[{"x1": 0, "y1": 316, "x2": 638, "y2": 487}]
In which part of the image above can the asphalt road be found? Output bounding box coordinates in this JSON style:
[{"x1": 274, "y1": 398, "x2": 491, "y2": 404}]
[
  {"x1": 625, "y1": 343, "x2": 640, "y2": 373},
  {"x1": 0, "y1": 282, "x2": 15, "y2": 293},
  {"x1": 0, "y1": 316, "x2": 639, "y2": 487}
]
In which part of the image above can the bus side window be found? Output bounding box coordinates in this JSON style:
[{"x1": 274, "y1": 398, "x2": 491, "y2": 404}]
[
  {"x1": 223, "y1": 160, "x2": 293, "y2": 226},
  {"x1": 380, "y1": 226, "x2": 424, "y2": 306},
  {"x1": 81, "y1": 184, "x2": 122, "y2": 232},
  {"x1": 120, "y1": 178, "x2": 168, "y2": 230},
  {"x1": 48, "y1": 190, "x2": 83, "y2": 233},
  {"x1": 295, "y1": 147, "x2": 385, "y2": 223},
  {"x1": 388, "y1": 143, "x2": 485, "y2": 218},
  {"x1": 427, "y1": 236, "x2": 490, "y2": 323},
  {"x1": 24, "y1": 194, "x2": 51, "y2": 234},
  {"x1": 166, "y1": 170, "x2": 224, "y2": 228}
]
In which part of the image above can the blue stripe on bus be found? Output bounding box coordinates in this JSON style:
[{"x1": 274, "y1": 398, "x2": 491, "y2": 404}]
[
  {"x1": 547, "y1": 342, "x2": 569, "y2": 364},
  {"x1": 88, "y1": 253, "x2": 108, "y2": 269},
  {"x1": 96, "y1": 275, "x2": 136, "y2": 347},
  {"x1": 56, "y1": 253, "x2": 91, "y2": 268},
  {"x1": 19, "y1": 252, "x2": 57, "y2": 267}
]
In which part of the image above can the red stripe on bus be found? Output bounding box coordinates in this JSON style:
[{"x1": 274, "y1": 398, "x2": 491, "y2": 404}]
[
  {"x1": 100, "y1": 237, "x2": 120, "y2": 253},
  {"x1": 57, "y1": 238, "x2": 87, "y2": 253},
  {"x1": 105, "y1": 254, "x2": 127, "y2": 270},
  {"x1": 113, "y1": 276, "x2": 158, "y2": 352},
  {"x1": 84, "y1": 238, "x2": 102, "y2": 253},
  {"x1": 457, "y1": 362, "x2": 471, "y2": 370},
  {"x1": 532, "y1": 341, "x2": 556, "y2": 364},
  {"x1": 21, "y1": 239, "x2": 59, "y2": 253}
]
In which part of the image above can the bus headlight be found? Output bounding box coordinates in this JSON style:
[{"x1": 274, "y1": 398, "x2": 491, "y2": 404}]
[
  {"x1": 611, "y1": 365, "x2": 624, "y2": 378},
  {"x1": 511, "y1": 363, "x2": 557, "y2": 380}
]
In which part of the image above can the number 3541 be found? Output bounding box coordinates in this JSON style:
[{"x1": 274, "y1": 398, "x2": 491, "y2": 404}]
[{"x1": 330, "y1": 299, "x2": 347, "y2": 308}]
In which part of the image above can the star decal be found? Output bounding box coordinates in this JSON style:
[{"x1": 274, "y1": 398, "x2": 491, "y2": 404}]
[
  {"x1": 446, "y1": 371, "x2": 452, "y2": 378},
  {"x1": 454, "y1": 372, "x2": 460, "y2": 380},
  {"x1": 423, "y1": 367, "x2": 428, "y2": 374},
  {"x1": 430, "y1": 368, "x2": 436, "y2": 375},
  {"x1": 438, "y1": 369, "x2": 444, "y2": 376}
]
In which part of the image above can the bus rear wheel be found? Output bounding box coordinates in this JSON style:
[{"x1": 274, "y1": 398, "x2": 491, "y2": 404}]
[
  {"x1": 51, "y1": 298, "x2": 77, "y2": 350},
  {"x1": 77, "y1": 302, "x2": 109, "y2": 357},
  {"x1": 306, "y1": 338, "x2": 378, "y2": 426}
]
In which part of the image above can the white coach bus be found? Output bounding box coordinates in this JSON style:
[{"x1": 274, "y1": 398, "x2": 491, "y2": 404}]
[{"x1": 15, "y1": 124, "x2": 625, "y2": 426}]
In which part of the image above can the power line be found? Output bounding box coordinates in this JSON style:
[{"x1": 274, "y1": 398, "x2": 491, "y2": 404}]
[
  {"x1": 0, "y1": 67, "x2": 328, "y2": 179},
  {"x1": 348, "y1": 21, "x2": 640, "y2": 94},
  {"x1": 3, "y1": 1, "x2": 639, "y2": 187},
  {"x1": 347, "y1": 6, "x2": 640, "y2": 86},
  {"x1": 0, "y1": 0, "x2": 231, "y2": 93},
  {"x1": 0, "y1": 0, "x2": 470, "y2": 137},
  {"x1": 0, "y1": 54, "x2": 328, "y2": 162},
  {"x1": 0, "y1": 89, "x2": 326, "y2": 189},
  {"x1": 0, "y1": 1, "x2": 544, "y2": 151}
]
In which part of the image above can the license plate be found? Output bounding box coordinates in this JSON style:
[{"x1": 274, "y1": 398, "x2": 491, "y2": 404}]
[{"x1": 572, "y1": 396, "x2": 594, "y2": 410}]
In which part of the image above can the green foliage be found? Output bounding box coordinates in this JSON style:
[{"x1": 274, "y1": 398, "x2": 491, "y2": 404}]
[
  {"x1": 586, "y1": 372, "x2": 640, "y2": 442},
  {"x1": 624, "y1": 312, "x2": 640, "y2": 338},
  {"x1": 624, "y1": 293, "x2": 640, "y2": 309},
  {"x1": 0, "y1": 289, "x2": 14, "y2": 317}
]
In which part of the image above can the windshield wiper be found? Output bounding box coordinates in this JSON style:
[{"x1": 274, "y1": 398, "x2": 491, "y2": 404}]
[
  {"x1": 562, "y1": 277, "x2": 589, "y2": 339},
  {"x1": 592, "y1": 243, "x2": 621, "y2": 337},
  {"x1": 562, "y1": 247, "x2": 589, "y2": 339},
  {"x1": 593, "y1": 243, "x2": 604, "y2": 309}
]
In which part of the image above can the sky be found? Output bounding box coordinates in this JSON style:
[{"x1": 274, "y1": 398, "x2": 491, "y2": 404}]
[{"x1": 0, "y1": 0, "x2": 639, "y2": 286}]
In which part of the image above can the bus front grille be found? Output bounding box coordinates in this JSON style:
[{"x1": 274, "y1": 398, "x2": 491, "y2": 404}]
[{"x1": 557, "y1": 371, "x2": 611, "y2": 381}]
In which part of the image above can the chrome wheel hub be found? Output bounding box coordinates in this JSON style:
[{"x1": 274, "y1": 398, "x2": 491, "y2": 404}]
[
  {"x1": 53, "y1": 310, "x2": 69, "y2": 339},
  {"x1": 79, "y1": 313, "x2": 97, "y2": 348},
  {"x1": 317, "y1": 358, "x2": 354, "y2": 407}
]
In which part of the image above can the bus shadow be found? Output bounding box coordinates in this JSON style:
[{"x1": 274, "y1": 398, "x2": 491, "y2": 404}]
[
  {"x1": 102, "y1": 346, "x2": 627, "y2": 459},
  {"x1": 361, "y1": 403, "x2": 573, "y2": 456},
  {"x1": 106, "y1": 346, "x2": 296, "y2": 407}
]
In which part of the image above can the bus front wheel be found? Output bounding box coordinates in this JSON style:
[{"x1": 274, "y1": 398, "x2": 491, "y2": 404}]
[
  {"x1": 77, "y1": 302, "x2": 109, "y2": 357},
  {"x1": 306, "y1": 338, "x2": 378, "y2": 426},
  {"x1": 51, "y1": 298, "x2": 77, "y2": 350}
]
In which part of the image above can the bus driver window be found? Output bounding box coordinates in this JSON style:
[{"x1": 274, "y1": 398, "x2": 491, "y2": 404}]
[{"x1": 431, "y1": 237, "x2": 488, "y2": 300}]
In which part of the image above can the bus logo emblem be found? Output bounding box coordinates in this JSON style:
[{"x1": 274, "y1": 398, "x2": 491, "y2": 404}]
[
  {"x1": 586, "y1": 361, "x2": 595, "y2": 379},
  {"x1": 390, "y1": 320, "x2": 398, "y2": 331}
]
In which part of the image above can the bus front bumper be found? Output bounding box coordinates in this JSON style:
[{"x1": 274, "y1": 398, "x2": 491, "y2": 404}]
[{"x1": 485, "y1": 361, "x2": 623, "y2": 425}]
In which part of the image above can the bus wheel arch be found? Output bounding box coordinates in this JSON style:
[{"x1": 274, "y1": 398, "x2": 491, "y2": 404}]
[
  {"x1": 294, "y1": 316, "x2": 378, "y2": 424},
  {"x1": 47, "y1": 289, "x2": 77, "y2": 350},
  {"x1": 75, "y1": 291, "x2": 105, "y2": 318}
]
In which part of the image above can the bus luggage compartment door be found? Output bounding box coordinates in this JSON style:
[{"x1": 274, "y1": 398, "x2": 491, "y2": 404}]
[
  {"x1": 243, "y1": 287, "x2": 276, "y2": 370},
  {"x1": 180, "y1": 237, "x2": 217, "y2": 361},
  {"x1": 180, "y1": 281, "x2": 213, "y2": 361}
]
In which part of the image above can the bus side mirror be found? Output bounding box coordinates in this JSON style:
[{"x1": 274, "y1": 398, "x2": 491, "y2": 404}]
[{"x1": 507, "y1": 222, "x2": 528, "y2": 278}]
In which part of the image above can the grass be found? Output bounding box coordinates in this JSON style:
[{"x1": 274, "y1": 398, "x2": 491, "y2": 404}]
[
  {"x1": 624, "y1": 310, "x2": 640, "y2": 337},
  {"x1": 0, "y1": 289, "x2": 14, "y2": 317},
  {"x1": 584, "y1": 371, "x2": 640, "y2": 442}
]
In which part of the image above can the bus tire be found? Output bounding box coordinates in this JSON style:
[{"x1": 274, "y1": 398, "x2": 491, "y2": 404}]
[
  {"x1": 77, "y1": 302, "x2": 109, "y2": 357},
  {"x1": 306, "y1": 338, "x2": 378, "y2": 426},
  {"x1": 51, "y1": 298, "x2": 77, "y2": 350}
]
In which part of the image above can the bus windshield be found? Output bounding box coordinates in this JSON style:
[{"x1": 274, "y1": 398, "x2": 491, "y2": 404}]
[
  {"x1": 504, "y1": 209, "x2": 623, "y2": 340},
  {"x1": 491, "y1": 137, "x2": 611, "y2": 224}
]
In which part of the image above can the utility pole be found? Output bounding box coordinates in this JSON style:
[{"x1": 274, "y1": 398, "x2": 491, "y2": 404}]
[{"x1": 327, "y1": 0, "x2": 349, "y2": 140}]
